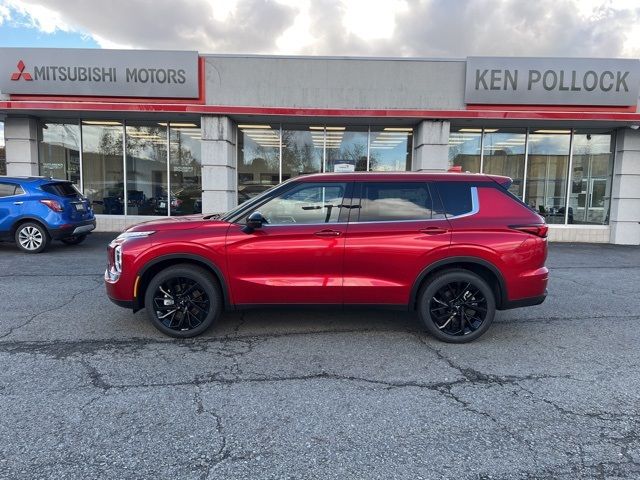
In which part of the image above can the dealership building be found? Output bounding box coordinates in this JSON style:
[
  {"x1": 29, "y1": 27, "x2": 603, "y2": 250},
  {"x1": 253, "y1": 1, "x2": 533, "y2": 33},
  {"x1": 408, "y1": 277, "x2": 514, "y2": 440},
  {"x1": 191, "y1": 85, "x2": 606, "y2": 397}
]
[{"x1": 1, "y1": 48, "x2": 639, "y2": 244}]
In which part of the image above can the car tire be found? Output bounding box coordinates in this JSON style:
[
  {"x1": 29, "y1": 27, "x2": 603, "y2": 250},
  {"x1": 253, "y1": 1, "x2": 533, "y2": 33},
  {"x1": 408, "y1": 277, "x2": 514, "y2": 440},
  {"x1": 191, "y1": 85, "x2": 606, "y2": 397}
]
[
  {"x1": 14, "y1": 222, "x2": 50, "y2": 254},
  {"x1": 60, "y1": 235, "x2": 87, "y2": 245},
  {"x1": 144, "y1": 264, "x2": 222, "y2": 338},
  {"x1": 418, "y1": 269, "x2": 496, "y2": 343}
]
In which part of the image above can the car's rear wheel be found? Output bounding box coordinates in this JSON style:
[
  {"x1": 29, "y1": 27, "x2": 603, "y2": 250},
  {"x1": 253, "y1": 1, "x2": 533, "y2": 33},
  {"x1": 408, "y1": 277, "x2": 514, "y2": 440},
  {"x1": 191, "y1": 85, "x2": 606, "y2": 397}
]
[
  {"x1": 61, "y1": 235, "x2": 87, "y2": 245},
  {"x1": 144, "y1": 265, "x2": 222, "y2": 338},
  {"x1": 14, "y1": 222, "x2": 50, "y2": 254},
  {"x1": 418, "y1": 269, "x2": 495, "y2": 343}
]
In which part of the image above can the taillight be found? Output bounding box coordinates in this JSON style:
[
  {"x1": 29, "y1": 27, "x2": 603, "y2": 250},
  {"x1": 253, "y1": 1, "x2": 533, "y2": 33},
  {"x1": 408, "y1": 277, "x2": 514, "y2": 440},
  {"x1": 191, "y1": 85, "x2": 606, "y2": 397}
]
[
  {"x1": 510, "y1": 224, "x2": 548, "y2": 238},
  {"x1": 40, "y1": 199, "x2": 64, "y2": 212}
]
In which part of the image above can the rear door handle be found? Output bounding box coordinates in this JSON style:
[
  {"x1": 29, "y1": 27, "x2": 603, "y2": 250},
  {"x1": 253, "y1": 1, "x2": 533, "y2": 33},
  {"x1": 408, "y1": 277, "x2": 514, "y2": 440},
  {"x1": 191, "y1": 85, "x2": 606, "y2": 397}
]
[
  {"x1": 13, "y1": 201, "x2": 23, "y2": 205},
  {"x1": 419, "y1": 226, "x2": 448, "y2": 235},
  {"x1": 314, "y1": 229, "x2": 342, "y2": 237}
]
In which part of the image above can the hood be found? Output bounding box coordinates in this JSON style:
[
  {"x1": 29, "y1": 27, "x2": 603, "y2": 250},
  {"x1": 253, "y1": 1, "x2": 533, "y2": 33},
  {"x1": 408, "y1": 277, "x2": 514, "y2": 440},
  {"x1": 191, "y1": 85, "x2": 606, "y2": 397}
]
[{"x1": 127, "y1": 215, "x2": 229, "y2": 232}]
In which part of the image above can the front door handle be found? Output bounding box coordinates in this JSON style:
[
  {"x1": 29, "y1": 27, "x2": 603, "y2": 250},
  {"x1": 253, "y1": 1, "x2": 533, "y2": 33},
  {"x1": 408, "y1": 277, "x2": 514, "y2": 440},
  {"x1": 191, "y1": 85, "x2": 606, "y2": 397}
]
[
  {"x1": 420, "y1": 226, "x2": 448, "y2": 235},
  {"x1": 13, "y1": 201, "x2": 23, "y2": 205},
  {"x1": 314, "y1": 229, "x2": 342, "y2": 237}
]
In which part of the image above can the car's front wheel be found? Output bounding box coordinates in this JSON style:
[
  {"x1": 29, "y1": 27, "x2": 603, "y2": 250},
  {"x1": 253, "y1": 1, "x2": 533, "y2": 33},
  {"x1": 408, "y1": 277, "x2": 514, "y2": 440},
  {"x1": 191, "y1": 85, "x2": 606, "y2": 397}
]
[
  {"x1": 144, "y1": 265, "x2": 222, "y2": 338},
  {"x1": 418, "y1": 269, "x2": 496, "y2": 343},
  {"x1": 61, "y1": 235, "x2": 87, "y2": 245},
  {"x1": 15, "y1": 222, "x2": 50, "y2": 254}
]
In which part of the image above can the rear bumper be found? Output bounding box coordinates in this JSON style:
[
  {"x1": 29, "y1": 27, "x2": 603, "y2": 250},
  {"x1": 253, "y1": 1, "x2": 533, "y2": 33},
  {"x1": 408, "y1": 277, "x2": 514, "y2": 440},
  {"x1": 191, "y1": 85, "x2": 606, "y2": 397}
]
[
  {"x1": 499, "y1": 289, "x2": 547, "y2": 310},
  {"x1": 49, "y1": 219, "x2": 96, "y2": 240}
]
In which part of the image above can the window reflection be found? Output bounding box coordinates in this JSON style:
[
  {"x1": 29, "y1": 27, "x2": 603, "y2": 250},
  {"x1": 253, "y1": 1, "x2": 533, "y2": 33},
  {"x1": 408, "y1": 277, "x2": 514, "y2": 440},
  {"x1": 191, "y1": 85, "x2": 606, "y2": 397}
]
[
  {"x1": 125, "y1": 123, "x2": 168, "y2": 216},
  {"x1": 237, "y1": 124, "x2": 280, "y2": 204},
  {"x1": 38, "y1": 122, "x2": 81, "y2": 185},
  {"x1": 482, "y1": 129, "x2": 526, "y2": 198},
  {"x1": 525, "y1": 131, "x2": 571, "y2": 224},
  {"x1": 169, "y1": 123, "x2": 202, "y2": 215},
  {"x1": 81, "y1": 121, "x2": 124, "y2": 215},
  {"x1": 282, "y1": 126, "x2": 322, "y2": 181},
  {"x1": 325, "y1": 126, "x2": 368, "y2": 172},
  {"x1": 369, "y1": 128, "x2": 412, "y2": 171},
  {"x1": 0, "y1": 121, "x2": 4, "y2": 176},
  {"x1": 570, "y1": 131, "x2": 614, "y2": 225},
  {"x1": 448, "y1": 128, "x2": 481, "y2": 172}
]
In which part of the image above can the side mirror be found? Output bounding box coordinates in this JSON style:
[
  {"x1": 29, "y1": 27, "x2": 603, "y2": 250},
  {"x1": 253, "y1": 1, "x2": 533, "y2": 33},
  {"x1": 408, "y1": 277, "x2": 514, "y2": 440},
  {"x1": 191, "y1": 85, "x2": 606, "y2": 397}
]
[{"x1": 242, "y1": 211, "x2": 267, "y2": 233}]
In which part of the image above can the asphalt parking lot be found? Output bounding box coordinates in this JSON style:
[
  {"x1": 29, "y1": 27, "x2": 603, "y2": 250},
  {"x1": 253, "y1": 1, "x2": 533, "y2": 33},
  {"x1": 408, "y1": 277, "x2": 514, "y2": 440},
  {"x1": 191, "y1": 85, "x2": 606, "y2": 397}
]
[{"x1": 0, "y1": 234, "x2": 639, "y2": 479}]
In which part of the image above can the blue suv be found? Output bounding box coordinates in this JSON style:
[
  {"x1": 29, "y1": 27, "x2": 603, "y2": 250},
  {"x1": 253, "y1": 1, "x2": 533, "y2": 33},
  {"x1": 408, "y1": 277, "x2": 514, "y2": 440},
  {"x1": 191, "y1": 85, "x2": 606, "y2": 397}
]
[{"x1": 0, "y1": 176, "x2": 96, "y2": 253}]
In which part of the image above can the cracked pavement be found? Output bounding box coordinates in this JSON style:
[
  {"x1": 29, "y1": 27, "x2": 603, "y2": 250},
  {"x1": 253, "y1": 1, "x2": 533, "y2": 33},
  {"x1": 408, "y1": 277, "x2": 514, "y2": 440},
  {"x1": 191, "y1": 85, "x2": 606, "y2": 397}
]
[{"x1": 0, "y1": 234, "x2": 639, "y2": 479}]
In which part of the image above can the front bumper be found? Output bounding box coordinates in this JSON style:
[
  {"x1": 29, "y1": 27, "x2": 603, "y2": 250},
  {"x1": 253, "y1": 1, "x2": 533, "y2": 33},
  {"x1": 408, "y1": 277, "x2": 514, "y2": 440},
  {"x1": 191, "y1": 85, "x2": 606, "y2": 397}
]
[{"x1": 49, "y1": 219, "x2": 96, "y2": 240}]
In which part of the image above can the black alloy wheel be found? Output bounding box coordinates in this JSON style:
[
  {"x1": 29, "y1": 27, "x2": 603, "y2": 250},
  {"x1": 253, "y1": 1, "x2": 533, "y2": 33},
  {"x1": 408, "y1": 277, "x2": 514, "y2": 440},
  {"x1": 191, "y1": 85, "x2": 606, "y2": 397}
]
[
  {"x1": 145, "y1": 265, "x2": 222, "y2": 338},
  {"x1": 418, "y1": 269, "x2": 496, "y2": 343}
]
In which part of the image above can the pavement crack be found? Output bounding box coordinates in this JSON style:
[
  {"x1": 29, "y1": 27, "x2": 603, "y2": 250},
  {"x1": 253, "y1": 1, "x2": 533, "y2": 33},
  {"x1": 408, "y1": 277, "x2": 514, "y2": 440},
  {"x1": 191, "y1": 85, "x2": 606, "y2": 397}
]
[
  {"x1": 80, "y1": 360, "x2": 112, "y2": 391},
  {"x1": 0, "y1": 282, "x2": 103, "y2": 340},
  {"x1": 193, "y1": 386, "x2": 230, "y2": 480}
]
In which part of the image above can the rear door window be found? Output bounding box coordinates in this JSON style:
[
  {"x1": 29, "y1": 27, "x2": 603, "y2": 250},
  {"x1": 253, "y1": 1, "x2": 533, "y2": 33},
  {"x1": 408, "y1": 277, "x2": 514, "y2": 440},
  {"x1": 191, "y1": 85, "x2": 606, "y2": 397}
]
[
  {"x1": 0, "y1": 182, "x2": 20, "y2": 197},
  {"x1": 355, "y1": 182, "x2": 441, "y2": 222},
  {"x1": 436, "y1": 182, "x2": 475, "y2": 217},
  {"x1": 41, "y1": 182, "x2": 80, "y2": 197}
]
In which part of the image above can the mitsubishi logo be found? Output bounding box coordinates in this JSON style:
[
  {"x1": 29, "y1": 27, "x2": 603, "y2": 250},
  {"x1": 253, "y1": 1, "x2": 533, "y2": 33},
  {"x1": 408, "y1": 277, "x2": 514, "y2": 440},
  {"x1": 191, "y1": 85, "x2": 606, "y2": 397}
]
[{"x1": 11, "y1": 60, "x2": 32, "y2": 81}]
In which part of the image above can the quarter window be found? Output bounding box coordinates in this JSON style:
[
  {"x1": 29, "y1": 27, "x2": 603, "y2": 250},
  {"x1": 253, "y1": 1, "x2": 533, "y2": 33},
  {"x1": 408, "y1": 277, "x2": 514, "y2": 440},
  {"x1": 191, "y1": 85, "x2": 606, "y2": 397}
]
[
  {"x1": 437, "y1": 182, "x2": 474, "y2": 217},
  {"x1": 257, "y1": 183, "x2": 347, "y2": 225},
  {"x1": 357, "y1": 182, "x2": 437, "y2": 222}
]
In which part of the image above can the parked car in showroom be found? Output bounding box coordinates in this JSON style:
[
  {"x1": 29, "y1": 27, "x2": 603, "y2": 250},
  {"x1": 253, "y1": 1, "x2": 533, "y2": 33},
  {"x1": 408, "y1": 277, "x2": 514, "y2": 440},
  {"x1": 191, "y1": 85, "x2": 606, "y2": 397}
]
[
  {"x1": 0, "y1": 176, "x2": 96, "y2": 253},
  {"x1": 105, "y1": 172, "x2": 548, "y2": 343}
]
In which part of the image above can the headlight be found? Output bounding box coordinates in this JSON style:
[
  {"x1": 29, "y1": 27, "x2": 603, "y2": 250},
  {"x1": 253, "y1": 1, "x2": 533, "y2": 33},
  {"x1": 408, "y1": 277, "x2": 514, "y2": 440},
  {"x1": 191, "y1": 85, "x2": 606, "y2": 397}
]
[
  {"x1": 115, "y1": 230, "x2": 155, "y2": 241},
  {"x1": 114, "y1": 245, "x2": 123, "y2": 272}
]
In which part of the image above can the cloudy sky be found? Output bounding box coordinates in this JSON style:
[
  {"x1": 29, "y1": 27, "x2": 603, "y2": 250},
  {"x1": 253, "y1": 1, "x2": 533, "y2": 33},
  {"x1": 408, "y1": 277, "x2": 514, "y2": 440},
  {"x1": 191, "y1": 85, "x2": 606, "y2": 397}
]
[{"x1": 0, "y1": 0, "x2": 640, "y2": 58}]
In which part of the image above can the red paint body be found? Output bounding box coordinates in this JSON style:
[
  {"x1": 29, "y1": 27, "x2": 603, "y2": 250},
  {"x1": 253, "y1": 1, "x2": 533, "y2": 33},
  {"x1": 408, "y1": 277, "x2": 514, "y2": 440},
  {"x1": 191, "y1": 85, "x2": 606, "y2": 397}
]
[{"x1": 105, "y1": 173, "x2": 548, "y2": 312}]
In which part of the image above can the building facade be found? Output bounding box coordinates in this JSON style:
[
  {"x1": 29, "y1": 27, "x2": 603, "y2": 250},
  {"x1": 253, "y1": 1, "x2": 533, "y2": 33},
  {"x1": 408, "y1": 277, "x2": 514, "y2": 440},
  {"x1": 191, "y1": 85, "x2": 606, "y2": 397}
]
[{"x1": 1, "y1": 48, "x2": 639, "y2": 245}]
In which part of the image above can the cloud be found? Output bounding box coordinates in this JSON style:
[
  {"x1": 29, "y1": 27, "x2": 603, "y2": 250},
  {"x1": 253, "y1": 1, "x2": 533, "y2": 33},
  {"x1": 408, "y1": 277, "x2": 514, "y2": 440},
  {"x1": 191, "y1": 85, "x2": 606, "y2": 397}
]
[{"x1": 2, "y1": 0, "x2": 640, "y2": 58}]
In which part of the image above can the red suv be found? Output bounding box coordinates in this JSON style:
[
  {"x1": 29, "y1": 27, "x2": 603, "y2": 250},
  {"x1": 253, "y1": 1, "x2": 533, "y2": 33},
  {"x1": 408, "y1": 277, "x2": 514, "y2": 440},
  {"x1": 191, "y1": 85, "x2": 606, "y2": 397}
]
[{"x1": 105, "y1": 173, "x2": 548, "y2": 343}]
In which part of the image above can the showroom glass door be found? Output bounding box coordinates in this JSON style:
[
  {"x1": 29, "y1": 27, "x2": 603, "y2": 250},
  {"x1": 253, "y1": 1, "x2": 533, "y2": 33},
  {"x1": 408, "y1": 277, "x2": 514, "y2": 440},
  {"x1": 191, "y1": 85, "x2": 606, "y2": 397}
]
[{"x1": 525, "y1": 130, "x2": 571, "y2": 224}]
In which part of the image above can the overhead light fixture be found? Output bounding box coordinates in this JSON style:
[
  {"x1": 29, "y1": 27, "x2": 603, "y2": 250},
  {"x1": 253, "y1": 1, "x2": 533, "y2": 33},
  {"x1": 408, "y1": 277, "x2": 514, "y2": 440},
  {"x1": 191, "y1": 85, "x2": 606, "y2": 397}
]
[
  {"x1": 238, "y1": 124, "x2": 272, "y2": 129},
  {"x1": 82, "y1": 120, "x2": 122, "y2": 126},
  {"x1": 533, "y1": 129, "x2": 571, "y2": 134},
  {"x1": 325, "y1": 126, "x2": 346, "y2": 131},
  {"x1": 158, "y1": 122, "x2": 198, "y2": 128},
  {"x1": 383, "y1": 127, "x2": 413, "y2": 132},
  {"x1": 309, "y1": 126, "x2": 325, "y2": 130}
]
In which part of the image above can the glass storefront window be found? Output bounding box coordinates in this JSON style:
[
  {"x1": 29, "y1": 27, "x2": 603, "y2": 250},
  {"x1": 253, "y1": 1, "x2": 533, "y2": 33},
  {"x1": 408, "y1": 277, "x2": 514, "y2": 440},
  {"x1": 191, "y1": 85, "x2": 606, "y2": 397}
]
[
  {"x1": 369, "y1": 128, "x2": 412, "y2": 171},
  {"x1": 169, "y1": 123, "x2": 202, "y2": 215},
  {"x1": 282, "y1": 126, "x2": 322, "y2": 181},
  {"x1": 81, "y1": 121, "x2": 124, "y2": 215},
  {"x1": 0, "y1": 122, "x2": 5, "y2": 176},
  {"x1": 38, "y1": 121, "x2": 81, "y2": 185},
  {"x1": 325, "y1": 126, "x2": 368, "y2": 172},
  {"x1": 569, "y1": 131, "x2": 614, "y2": 225},
  {"x1": 482, "y1": 128, "x2": 526, "y2": 198},
  {"x1": 525, "y1": 131, "x2": 571, "y2": 224},
  {"x1": 448, "y1": 128, "x2": 481, "y2": 172},
  {"x1": 125, "y1": 123, "x2": 168, "y2": 216},
  {"x1": 237, "y1": 124, "x2": 280, "y2": 204}
]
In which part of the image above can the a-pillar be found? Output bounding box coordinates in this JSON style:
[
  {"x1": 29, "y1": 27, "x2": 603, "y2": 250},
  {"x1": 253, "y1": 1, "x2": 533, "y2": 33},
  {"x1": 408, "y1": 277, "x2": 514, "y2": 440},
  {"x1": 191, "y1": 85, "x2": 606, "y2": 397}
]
[{"x1": 200, "y1": 115, "x2": 237, "y2": 215}]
